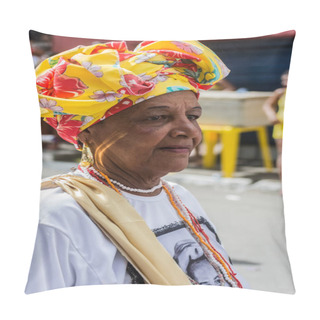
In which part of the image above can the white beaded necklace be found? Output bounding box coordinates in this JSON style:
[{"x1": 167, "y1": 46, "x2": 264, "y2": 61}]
[
  {"x1": 86, "y1": 166, "x2": 163, "y2": 194},
  {"x1": 109, "y1": 178, "x2": 163, "y2": 194}
]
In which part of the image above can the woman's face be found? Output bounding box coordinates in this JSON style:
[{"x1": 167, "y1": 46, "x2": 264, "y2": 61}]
[{"x1": 81, "y1": 91, "x2": 202, "y2": 181}]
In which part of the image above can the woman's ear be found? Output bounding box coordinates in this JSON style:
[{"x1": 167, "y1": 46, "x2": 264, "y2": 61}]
[{"x1": 78, "y1": 129, "x2": 91, "y2": 146}]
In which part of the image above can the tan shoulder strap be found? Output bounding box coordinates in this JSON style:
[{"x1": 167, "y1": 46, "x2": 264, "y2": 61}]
[{"x1": 42, "y1": 175, "x2": 191, "y2": 285}]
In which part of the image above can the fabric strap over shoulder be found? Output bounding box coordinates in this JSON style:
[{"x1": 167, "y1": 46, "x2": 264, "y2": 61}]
[{"x1": 41, "y1": 175, "x2": 191, "y2": 285}]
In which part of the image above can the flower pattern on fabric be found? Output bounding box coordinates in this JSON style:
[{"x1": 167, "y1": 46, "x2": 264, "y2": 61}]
[
  {"x1": 104, "y1": 98, "x2": 134, "y2": 118},
  {"x1": 166, "y1": 86, "x2": 192, "y2": 93},
  {"x1": 172, "y1": 41, "x2": 203, "y2": 55},
  {"x1": 36, "y1": 40, "x2": 230, "y2": 149},
  {"x1": 48, "y1": 57, "x2": 60, "y2": 68},
  {"x1": 135, "y1": 52, "x2": 157, "y2": 64},
  {"x1": 81, "y1": 116, "x2": 94, "y2": 126},
  {"x1": 90, "y1": 90, "x2": 123, "y2": 102},
  {"x1": 152, "y1": 74, "x2": 168, "y2": 84},
  {"x1": 119, "y1": 74, "x2": 155, "y2": 96},
  {"x1": 89, "y1": 41, "x2": 127, "y2": 55},
  {"x1": 138, "y1": 73, "x2": 168, "y2": 84},
  {"x1": 37, "y1": 58, "x2": 88, "y2": 98},
  {"x1": 81, "y1": 61, "x2": 103, "y2": 78},
  {"x1": 39, "y1": 98, "x2": 63, "y2": 112},
  {"x1": 135, "y1": 95, "x2": 156, "y2": 104},
  {"x1": 45, "y1": 115, "x2": 83, "y2": 145},
  {"x1": 147, "y1": 49, "x2": 202, "y2": 62}
]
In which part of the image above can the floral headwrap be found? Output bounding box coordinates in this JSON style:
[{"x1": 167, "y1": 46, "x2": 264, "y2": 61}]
[{"x1": 36, "y1": 40, "x2": 230, "y2": 149}]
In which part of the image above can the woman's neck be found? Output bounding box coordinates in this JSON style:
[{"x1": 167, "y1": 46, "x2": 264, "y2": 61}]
[{"x1": 92, "y1": 164, "x2": 163, "y2": 197}]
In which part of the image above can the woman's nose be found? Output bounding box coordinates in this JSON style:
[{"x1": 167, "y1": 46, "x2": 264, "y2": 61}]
[{"x1": 170, "y1": 116, "x2": 200, "y2": 138}]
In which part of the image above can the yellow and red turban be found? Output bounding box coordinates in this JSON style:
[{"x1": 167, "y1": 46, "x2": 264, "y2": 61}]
[{"x1": 36, "y1": 40, "x2": 230, "y2": 149}]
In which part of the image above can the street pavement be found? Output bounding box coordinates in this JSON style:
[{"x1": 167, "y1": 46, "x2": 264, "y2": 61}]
[{"x1": 40, "y1": 152, "x2": 295, "y2": 294}]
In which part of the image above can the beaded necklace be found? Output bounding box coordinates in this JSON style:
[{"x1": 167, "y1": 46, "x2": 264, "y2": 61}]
[
  {"x1": 77, "y1": 165, "x2": 242, "y2": 288},
  {"x1": 163, "y1": 184, "x2": 242, "y2": 288},
  {"x1": 110, "y1": 179, "x2": 162, "y2": 193},
  {"x1": 81, "y1": 165, "x2": 163, "y2": 194}
]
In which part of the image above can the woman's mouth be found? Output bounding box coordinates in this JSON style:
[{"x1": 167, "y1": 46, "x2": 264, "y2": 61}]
[{"x1": 159, "y1": 145, "x2": 192, "y2": 154}]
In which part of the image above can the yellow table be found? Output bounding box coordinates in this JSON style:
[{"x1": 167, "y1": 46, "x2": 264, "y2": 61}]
[{"x1": 200, "y1": 124, "x2": 273, "y2": 177}]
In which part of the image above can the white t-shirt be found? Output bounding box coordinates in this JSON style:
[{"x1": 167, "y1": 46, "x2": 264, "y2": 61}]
[{"x1": 25, "y1": 174, "x2": 245, "y2": 294}]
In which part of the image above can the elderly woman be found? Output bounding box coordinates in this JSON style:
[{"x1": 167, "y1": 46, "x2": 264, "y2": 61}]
[{"x1": 25, "y1": 40, "x2": 246, "y2": 293}]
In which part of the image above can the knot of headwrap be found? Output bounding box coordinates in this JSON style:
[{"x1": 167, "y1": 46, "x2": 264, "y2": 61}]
[{"x1": 36, "y1": 40, "x2": 230, "y2": 149}]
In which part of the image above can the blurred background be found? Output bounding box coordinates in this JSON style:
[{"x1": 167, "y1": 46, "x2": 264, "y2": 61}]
[{"x1": 30, "y1": 30, "x2": 296, "y2": 293}]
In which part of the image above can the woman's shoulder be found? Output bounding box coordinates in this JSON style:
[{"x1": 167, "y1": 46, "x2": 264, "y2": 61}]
[
  {"x1": 40, "y1": 183, "x2": 77, "y2": 208},
  {"x1": 39, "y1": 178, "x2": 88, "y2": 229}
]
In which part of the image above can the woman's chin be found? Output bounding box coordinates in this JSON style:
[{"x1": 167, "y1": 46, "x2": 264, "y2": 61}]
[{"x1": 165, "y1": 160, "x2": 189, "y2": 174}]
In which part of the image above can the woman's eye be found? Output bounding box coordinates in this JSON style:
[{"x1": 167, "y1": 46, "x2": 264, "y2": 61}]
[
  {"x1": 146, "y1": 114, "x2": 200, "y2": 121},
  {"x1": 187, "y1": 114, "x2": 200, "y2": 120},
  {"x1": 147, "y1": 115, "x2": 167, "y2": 121}
]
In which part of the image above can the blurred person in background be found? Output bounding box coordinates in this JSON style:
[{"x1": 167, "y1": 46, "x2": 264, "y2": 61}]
[{"x1": 263, "y1": 70, "x2": 288, "y2": 180}]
